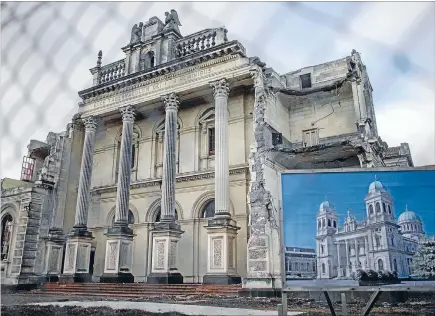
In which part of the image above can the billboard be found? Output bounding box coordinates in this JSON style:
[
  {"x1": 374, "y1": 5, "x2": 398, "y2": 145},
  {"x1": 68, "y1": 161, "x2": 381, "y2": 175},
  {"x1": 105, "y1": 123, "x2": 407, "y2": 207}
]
[{"x1": 280, "y1": 167, "x2": 435, "y2": 290}]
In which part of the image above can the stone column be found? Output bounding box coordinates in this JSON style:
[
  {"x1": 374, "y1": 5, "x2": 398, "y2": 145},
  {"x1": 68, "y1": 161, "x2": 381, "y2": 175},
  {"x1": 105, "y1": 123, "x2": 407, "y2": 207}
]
[
  {"x1": 61, "y1": 116, "x2": 98, "y2": 283},
  {"x1": 147, "y1": 93, "x2": 184, "y2": 284},
  {"x1": 212, "y1": 78, "x2": 231, "y2": 217},
  {"x1": 204, "y1": 78, "x2": 241, "y2": 285},
  {"x1": 101, "y1": 106, "x2": 136, "y2": 283},
  {"x1": 355, "y1": 239, "x2": 360, "y2": 269},
  {"x1": 345, "y1": 239, "x2": 350, "y2": 276},
  {"x1": 336, "y1": 242, "x2": 342, "y2": 278},
  {"x1": 365, "y1": 236, "x2": 370, "y2": 268}
]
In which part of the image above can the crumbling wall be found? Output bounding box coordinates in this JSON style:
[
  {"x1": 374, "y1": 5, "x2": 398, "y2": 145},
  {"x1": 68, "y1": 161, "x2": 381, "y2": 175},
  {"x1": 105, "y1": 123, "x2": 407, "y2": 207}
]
[
  {"x1": 244, "y1": 65, "x2": 283, "y2": 289},
  {"x1": 287, "y1": 85, "x2": 356, "y2": 144},
  {"x1": 284, "y1": 58, "x2": 349, "y2": 89}
]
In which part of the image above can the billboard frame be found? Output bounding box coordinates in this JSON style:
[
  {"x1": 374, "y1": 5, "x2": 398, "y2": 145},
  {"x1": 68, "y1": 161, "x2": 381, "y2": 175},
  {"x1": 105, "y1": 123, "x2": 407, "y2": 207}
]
[{"x1": 277, "y1": 166, "x2": 435, "y2": 316}]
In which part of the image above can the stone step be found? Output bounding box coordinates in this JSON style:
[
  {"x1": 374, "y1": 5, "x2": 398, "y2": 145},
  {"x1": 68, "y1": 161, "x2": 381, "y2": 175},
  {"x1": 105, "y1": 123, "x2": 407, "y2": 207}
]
[{"x1": 32, "y1": 283, "x2": 242, "y2": 297}]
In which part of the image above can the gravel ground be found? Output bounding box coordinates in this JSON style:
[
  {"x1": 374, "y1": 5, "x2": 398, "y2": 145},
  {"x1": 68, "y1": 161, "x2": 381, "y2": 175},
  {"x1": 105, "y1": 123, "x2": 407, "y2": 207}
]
[{"x1": 2, "y1": 293, "x2": 435, "y2": 315}]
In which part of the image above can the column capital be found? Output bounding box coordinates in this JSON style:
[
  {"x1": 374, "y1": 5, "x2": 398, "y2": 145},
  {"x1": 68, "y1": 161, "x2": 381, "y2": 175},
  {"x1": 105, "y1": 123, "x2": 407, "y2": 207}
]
[
  {"x1": 210, "y1": 78, "x2": 230, "y2": 98},
  {"x1": 249, "y1": 68, "x2": 265, "y2": 88},
  {"x1": 82, "y1": 116, "x2": 98, "y2": 132},
  {"x1": 161, "y1": 93, "x2": 180, "y2": 111},
  {"x1": 120, "y1": 105, "x2": 136, "y2": 122}
]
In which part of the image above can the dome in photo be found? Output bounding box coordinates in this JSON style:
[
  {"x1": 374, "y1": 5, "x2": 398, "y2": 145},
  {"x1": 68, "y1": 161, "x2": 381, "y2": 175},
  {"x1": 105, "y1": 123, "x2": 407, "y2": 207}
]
[
  {"x1": 368, "y1": 180, "x2": 385, "y2": 193},
  {"x1": 397, "y1": 208, "x2": 422, "y2": 224}
]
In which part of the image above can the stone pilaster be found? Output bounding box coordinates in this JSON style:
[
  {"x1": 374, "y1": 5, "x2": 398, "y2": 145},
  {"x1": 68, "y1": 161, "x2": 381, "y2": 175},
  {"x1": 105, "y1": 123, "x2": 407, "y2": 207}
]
[
  {"x1": 101, "y1": 106, "x2": 136, "y2": 283},
  {"x1": 204, "y1": 79, "x2": 241, "y2": 285},
  {"x1": 60, "y1": 116, "x2": 97, "y2": 283},
  {"x1": 147, "y1": 93, "x2": 184, "y2": 284},
  {"x1": 241, "y1": 67, "x2": 282, "y2": 295}
]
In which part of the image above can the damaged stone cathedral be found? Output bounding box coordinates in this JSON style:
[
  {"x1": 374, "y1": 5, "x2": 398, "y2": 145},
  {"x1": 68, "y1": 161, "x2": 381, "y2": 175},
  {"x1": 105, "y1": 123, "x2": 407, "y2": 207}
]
[{"x1": 1, "y1": 10, "x2": 413, "y2": 293}]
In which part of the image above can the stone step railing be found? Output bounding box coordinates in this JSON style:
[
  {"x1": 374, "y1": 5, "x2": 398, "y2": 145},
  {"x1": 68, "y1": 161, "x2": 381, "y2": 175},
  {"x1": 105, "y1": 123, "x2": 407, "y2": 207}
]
[
  {"x1": 176, "y1": 27, "x2": 228, "y2": 58},
  {"x1": 99, "y1": 59, "x2": 126, "y2": 84}
]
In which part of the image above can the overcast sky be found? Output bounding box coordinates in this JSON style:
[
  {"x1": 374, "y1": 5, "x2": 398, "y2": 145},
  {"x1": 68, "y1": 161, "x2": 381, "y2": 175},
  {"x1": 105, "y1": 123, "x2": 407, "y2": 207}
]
[{"x1": 1, "y1": 1, "x2": 434, "y2": 180}]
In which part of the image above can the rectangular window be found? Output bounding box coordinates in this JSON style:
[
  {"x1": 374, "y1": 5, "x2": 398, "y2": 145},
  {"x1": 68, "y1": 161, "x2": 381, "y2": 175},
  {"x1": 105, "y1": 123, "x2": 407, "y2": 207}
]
[
  {"x1": 208, "y1": 128, "x2": 215, "y2": 155},
  {"x1": 302, "y1": 129, "x2": 319, "y2": 147},
  {"x1": 300, "y1": 73, "x2": 312, "y2": 89},
  {"x1": 20, "y1": 156, "x2": 35, "y2": 181}
]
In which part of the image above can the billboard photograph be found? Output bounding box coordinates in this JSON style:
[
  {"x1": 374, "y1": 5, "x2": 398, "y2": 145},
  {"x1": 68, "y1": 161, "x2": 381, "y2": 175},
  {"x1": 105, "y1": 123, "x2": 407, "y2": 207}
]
[{"x1": 281, "y1": 169, "x2": 435, "y2": 288}]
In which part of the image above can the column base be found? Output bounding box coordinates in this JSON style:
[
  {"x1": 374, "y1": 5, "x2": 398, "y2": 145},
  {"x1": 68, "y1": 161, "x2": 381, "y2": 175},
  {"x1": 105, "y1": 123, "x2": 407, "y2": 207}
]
[
  {"x1": 45, "y1": 275, "x2": 60, "y2": 283},
  {"x1": 100, "y1": 272, "x2": 134, "y2": 283},
  {"x1": 59, "y1": 273, "x2": 92, "y2": 283},
  {"x1": 147, "y1": 272, "x2": 183, "y2": 284},
  {"x1": 203, "y1": 274, "x2": 241, "y2": 285}
]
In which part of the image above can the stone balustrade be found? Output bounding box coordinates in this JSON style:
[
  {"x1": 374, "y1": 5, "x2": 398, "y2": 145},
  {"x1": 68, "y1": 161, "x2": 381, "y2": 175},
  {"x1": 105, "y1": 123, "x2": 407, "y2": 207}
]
[
  {"x1": 176, "y1": 28, "x2": 228, "y2": 58},
  {"x1": 100, "y1": 59, "x2": 126, "y2": 84}
]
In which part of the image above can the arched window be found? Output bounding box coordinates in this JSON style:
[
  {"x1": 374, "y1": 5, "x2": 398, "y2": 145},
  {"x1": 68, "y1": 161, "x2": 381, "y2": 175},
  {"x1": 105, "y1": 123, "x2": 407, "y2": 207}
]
[
  {"x1": 388, "y1": 205, "x2": 392, "y2": 214},
  {"x1": 140, "y1": 51, "x2": 155, "y2": 70},
  {"x1": 322, "y1": 263, "x2": 325, "y2": 274},
  {"x1": 393, "y1": 259, "x2": 397, "y2": 272},
  {"x1": 111, "y1": 210, "x2": 134, "y2": 226},
  {"x1": 321, "y1": 245, "x2": 324, "y2": 254},
  {"x1": 322, "y1": 218, "x2": 325, "y2": 228},
  {"x1": 369, "y1": 205, "x2": 374, "y2": 215},
  {"x1": 155, "y1": 207, "x2": 179, "y2": 222},
  {"x1": 318, "y1": 220, "x2": 321, "y2": 229},
  {"x1": 375, "y1": 202, "x2": 381, "y2": 213},
  {"x1": 333, "y1": 220, "x2": 337, "y2": 228},
  {"x1": 391, "y1": 236, "x2": 395, "y2": 247},
  {"x1": 1, "y1": 214, "x2": 13, "y2": 260},
  {"x1": 201, "y1": 200, "x2": 215, "y2": 218},
  {"x1": 327, "y1": 219, "x2": 331, "y2": 227},
  {"x1": 378, "y1": 259, "x2": 384, "y2": 271},
  {"x1": 382, "y1": 202, "x2": 386, "y2": 213}
]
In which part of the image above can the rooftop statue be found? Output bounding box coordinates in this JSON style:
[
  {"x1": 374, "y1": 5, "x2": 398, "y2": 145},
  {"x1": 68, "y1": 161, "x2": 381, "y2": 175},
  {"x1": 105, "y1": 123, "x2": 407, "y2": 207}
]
[
  {"x1": 162, "y1": 9, "x2": 181, "y2": 34},
  {"x1": 130, "y1": 22, "x2": 143, "y2": 44}
]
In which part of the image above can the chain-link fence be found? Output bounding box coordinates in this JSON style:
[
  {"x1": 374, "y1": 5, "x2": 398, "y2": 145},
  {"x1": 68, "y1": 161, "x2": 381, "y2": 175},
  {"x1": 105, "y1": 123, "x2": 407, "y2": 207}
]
[{"x1": 1, "y1": 1, "x2": 434, "y2": 180}]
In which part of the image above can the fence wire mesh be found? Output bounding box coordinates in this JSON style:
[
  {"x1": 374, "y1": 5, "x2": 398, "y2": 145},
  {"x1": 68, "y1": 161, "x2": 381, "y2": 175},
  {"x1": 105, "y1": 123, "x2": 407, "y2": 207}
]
[{"x1": 1, "y1": 1, "x2": 434, "y2": 180}]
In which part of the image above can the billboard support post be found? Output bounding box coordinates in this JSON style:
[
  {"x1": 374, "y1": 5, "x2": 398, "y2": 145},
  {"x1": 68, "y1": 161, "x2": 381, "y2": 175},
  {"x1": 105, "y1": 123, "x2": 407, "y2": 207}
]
[{"x1": 361, "y1": 290, "x2": 381, "y2": 316}]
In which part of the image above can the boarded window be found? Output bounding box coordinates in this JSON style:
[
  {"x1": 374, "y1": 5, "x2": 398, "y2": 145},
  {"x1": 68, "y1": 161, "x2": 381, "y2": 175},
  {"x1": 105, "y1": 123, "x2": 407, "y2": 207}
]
[
  {"x1": 300, "y1": 73, "x2": 312, "y2": 89},
  {"x1": 303, "y1": 129, "x2": 319, "y2": 147}
]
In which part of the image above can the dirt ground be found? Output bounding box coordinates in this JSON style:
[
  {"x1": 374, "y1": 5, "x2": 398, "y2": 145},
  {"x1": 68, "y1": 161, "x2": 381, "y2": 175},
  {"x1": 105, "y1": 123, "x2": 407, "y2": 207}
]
[{"x1": 2, "y1": 293, "x2": 435, "y2": 315}]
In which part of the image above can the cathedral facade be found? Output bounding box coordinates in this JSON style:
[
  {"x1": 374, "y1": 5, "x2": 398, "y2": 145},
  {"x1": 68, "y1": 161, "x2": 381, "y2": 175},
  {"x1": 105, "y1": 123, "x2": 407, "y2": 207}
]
[
  {"x1": 316, "y1": 180, "x2": 425, "y2": 279},
  {"x1": 1, "y1": 10, "x2": 414, "y2": 292}
]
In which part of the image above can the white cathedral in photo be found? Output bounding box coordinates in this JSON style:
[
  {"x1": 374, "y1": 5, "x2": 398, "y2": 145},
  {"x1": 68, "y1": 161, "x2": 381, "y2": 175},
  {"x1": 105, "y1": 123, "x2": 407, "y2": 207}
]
[{"x1": 316, "y1": 179, "x2": 426, "y2": 279}]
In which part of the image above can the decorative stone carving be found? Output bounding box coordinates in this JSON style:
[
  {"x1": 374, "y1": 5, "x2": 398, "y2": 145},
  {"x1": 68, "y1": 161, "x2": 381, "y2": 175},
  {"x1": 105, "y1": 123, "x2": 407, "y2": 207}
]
[
  {"x1": 66, "y1": 244, "x2": 76, "y2": 271},
  {"x1": 228, "y1": 237, "x2": 234, "y2": 269},
  {"x1": 49, "y1": 247, "x2": 60, "y2": 271},
  {"x1": 210, "y1": 78, "x2": 230, "y2": 98},
  {"x1": 212, "y1": 238, "x2": 223, "y2": 268},
  {"x1": 119, "y1": 242, "x2": 129, "y2": 268},
  {"x1": 77, "y1": 245, "x2": 87, "y2": 271},
  {"x1": 169, "y1": 241, "x2": 177, "y2": 268},
  {"x1": 162, "y1": 9, "x2": 181, "y2": 34},
  {"x1": 156, "y1": 241, "x2": 165, "y2": 269},
  {"x1": 161, "y1": 93, "x2": 180, "y2": 111},
  {"x1": 107, "y1": 242, "x2": 117, "y2": 270},
  {"x1": 130, "y1": 22, "x2": 143, "y2": 44}
]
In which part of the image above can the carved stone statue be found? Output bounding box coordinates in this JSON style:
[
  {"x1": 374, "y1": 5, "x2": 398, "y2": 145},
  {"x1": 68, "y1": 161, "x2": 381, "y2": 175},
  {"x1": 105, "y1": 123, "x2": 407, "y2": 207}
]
[
  {"x1": 162, "y1": 9, "x2": 181, "y2": 34},
  {"x1": 130, "y1": 22, "x2": 143, "y2": 44}
]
